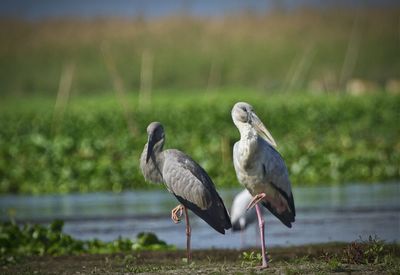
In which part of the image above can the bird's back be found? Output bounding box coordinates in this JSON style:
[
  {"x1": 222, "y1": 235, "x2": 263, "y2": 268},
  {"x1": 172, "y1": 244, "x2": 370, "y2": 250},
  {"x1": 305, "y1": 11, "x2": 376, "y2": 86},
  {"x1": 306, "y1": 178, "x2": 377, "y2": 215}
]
[{"x1": 162, "y1": 149, "x2": 232, "y2": 234}]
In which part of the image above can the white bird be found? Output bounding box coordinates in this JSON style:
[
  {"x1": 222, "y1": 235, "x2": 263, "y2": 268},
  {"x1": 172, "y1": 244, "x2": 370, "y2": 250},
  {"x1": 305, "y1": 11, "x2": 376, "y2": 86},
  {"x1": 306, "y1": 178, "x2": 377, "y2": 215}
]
[
  {"x1": 140, "y1": 122, "x2": 232, "y2": 261},
  {"x1": 231, "y1": 189, "x2": 257, "y2": 232},
  {"x1": 231, "y1": 102, "x2": 296, "y2": 268},
  {"x1": 231, "y1": 189, "x2": 267, "y2": 247}
]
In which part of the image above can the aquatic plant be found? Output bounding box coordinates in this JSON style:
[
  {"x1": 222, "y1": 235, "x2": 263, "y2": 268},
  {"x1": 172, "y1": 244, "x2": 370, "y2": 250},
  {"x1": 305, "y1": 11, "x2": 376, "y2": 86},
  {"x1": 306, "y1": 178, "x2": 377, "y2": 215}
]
[
  {"x1": 0, "y1": 220, "x2": 175, "y2": 264},
  {"x1": 0, "y1": 93, "x2": 398, "y2": 194}
]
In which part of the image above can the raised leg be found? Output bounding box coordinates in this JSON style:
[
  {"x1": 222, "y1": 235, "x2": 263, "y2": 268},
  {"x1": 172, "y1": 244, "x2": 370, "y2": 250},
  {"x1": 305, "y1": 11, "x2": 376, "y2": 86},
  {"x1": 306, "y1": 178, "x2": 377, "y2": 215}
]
[
  {"x1": 171, "y1": 204, "x2": 184, "y2": 224},
  {"x1": 246, "y1": 193, "x2": 266, "y2": 210},
  {"x1": 255, "y1": 204, "x2": 269, "y2": 268},
  {"x1": 183, "y1": 206, "x2": 191, "y2": 262}
]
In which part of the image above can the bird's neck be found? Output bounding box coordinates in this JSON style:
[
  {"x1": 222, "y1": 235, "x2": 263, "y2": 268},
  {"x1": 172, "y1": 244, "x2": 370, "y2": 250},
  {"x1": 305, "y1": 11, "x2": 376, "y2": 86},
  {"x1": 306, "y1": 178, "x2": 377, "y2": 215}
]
[
  {"x1": 238, "y1": 125, "x2": 258, "y2": 161},
  {"x1": 151, "y1": 141, "x2": 165, "y2": 168},
  {"x1": 152, "y1": 141, "x2": 164, "y2": 159},
  {"x1": 141, "y1": 141, "x2": 165, "y2": 184}
]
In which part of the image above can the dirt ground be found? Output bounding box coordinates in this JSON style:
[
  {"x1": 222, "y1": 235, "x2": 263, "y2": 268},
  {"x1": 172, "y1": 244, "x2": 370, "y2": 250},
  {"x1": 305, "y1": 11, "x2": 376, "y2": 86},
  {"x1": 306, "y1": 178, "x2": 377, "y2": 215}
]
[{"x1": 2, "y1": 243, "x2": 399, "y2": 274}]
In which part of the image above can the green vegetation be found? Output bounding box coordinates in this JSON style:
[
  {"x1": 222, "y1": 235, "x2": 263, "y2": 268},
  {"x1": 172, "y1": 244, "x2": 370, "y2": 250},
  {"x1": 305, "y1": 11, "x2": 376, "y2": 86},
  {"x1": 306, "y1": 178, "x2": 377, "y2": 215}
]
[
  {"x1": 0, "y1": 8, "x2": 399, "y2": 194},
  {"x1": 323, "y1": 236, "x2": 395, "y2": 266},
  {"x1": 0, "y1": 8, "x2": 399, "y2": 95},
  {"x1": 240, "y1": 251, "x2": 264, "y2": 267},
  {"x1": 0, "y1": 92, "x2": 399, "y2": 194},
  {"x1": 0, "y1": 220, "x2": 174, "y2": 264}
]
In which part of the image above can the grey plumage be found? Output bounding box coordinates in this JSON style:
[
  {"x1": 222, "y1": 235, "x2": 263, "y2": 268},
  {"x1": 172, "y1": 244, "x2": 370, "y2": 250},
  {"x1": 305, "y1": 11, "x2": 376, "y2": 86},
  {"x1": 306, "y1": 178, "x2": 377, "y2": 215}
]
[
  {"x1": 140, "y1": 122, "x2": 232, "y2": 234},
  {"x1": 231, "y1": 102, "x2": 295, "y2": 228}
]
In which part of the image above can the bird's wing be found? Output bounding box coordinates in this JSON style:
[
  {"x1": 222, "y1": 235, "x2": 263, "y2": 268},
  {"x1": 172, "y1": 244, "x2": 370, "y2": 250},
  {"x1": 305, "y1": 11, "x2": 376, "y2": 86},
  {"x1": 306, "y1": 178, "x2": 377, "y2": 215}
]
[
  {"x1": 259, "y1": 139, "x2": 296, "y2": 226},
  {"x1": 162, "y1": 149, "x2": 232, "y2": 234}
]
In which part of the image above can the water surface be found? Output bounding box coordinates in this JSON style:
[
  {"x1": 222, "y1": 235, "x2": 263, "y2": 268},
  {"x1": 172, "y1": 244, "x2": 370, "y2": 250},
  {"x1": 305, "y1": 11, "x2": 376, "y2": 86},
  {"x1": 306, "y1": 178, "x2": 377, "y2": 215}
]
[{"x1": 0, "y1": 183, "x2": 398, "y2": 249}]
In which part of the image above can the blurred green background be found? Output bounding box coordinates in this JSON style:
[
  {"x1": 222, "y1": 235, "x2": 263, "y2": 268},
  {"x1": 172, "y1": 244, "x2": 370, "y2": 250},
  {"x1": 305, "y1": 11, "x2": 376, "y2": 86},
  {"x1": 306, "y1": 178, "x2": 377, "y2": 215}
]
[{"x1": 0, "y1": 3, "x2": 399, "y2": 194}]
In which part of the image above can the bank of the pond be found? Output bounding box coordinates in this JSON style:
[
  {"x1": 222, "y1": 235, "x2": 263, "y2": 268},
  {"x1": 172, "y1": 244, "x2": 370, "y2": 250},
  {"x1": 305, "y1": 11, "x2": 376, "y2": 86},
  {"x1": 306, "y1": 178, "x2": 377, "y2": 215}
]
[
  {"x1": 1, "y1": 93, "x2": 399, "y2": 194},
  {"x1": 2, "y1": 243, "x2": 400, "y2": 274}
]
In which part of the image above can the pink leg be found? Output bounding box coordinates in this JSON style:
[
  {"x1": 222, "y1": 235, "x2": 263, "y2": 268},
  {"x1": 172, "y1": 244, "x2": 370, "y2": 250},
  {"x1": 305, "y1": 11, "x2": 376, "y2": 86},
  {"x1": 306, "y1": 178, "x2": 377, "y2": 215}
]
[
  {"x1": 255, "y1": 204, "x2": 269, "y2": 268},
  {"x1": 183, "y1": 206, "x2": 191, "y2": 262}
]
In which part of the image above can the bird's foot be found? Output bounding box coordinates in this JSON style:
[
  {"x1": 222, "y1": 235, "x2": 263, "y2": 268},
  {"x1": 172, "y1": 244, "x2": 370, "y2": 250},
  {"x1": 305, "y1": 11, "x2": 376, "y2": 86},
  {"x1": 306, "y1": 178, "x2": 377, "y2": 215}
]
[
  {"x1": 256, "y1": 263, "x2": 269, "y2": 270},
  {"x1": 171, "y1": 204, "x2": 184, "y2": 224},
  {"x1": 246, "y1": 193, "x2": 266, "y2": 210}
]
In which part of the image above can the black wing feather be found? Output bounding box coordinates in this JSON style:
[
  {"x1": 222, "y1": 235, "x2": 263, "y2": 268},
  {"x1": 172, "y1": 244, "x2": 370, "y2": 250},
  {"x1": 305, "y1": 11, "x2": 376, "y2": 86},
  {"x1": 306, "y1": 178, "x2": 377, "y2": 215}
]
[{"x1": 261, "y1": 181, "x2": 295, "y2": 228}]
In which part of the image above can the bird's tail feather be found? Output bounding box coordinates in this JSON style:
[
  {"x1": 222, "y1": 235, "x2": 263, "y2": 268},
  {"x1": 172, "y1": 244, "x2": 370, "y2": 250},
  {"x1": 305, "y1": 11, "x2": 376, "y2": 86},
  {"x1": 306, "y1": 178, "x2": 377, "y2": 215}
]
[
  {"x1": 175, "y1": 195, "x2": 232, "y2": 234},
  {"x1": 261, "y1": 201, "x2": 295, "y2": 228}
]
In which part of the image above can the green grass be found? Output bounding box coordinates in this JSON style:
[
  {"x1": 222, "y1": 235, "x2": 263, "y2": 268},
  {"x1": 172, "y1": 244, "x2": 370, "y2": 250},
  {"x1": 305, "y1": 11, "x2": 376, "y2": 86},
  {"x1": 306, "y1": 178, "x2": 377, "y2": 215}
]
[{"x1": 0, "y1": 91, "x2": 399, "y2": 194}]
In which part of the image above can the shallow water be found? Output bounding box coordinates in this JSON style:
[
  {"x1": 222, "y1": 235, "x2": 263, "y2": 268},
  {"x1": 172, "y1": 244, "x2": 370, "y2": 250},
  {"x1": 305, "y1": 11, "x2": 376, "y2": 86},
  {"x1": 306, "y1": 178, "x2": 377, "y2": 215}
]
[{"x1": 0, "y1": 182, "x2": 399, "y2": 249}]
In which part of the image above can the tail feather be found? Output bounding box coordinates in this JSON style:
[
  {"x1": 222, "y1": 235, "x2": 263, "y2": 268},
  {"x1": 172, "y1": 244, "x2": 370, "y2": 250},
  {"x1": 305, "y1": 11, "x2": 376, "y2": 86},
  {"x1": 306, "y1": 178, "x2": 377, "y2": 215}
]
[
  {"x1": 266, "y1": 181, "x2": 296, "y2": 227},
  {"x1": 261, "y1": 201, "x2": 295, "y2": 228}
]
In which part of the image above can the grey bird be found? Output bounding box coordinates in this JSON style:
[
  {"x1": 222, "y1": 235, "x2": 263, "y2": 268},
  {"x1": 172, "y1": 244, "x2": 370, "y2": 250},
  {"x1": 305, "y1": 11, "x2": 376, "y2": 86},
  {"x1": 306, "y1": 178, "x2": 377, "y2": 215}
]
[
  {"x1": 231, "y1": 102, "x2": 296, "y2": 268},
  {"x1": 140, "y1": 122, "x2": 232, "y2": 261}
]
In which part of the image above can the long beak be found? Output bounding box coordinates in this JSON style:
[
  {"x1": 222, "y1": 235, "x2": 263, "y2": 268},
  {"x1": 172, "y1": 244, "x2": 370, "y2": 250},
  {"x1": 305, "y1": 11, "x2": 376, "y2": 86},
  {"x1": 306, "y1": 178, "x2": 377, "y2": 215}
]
[
  {"x1": 146, "y1": 134, "x2": 155, "y2": 163},
  {"x1": 251, "y1": 113, "x2": 277, "y2": 147}
]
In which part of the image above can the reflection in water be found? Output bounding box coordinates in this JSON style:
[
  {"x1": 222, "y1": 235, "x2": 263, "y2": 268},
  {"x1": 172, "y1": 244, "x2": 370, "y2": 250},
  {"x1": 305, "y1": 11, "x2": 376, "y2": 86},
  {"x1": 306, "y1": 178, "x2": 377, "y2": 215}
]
[{"x1": 0, "y1": 183, "x2": 399, "y2": 249}]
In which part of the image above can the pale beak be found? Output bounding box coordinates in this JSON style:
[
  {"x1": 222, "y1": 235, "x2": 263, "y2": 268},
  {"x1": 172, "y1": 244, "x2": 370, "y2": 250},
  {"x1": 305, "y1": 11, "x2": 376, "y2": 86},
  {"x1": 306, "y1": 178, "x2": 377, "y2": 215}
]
[{"x1": 250, "y1": 113, "x2": 277, "y2": 147}]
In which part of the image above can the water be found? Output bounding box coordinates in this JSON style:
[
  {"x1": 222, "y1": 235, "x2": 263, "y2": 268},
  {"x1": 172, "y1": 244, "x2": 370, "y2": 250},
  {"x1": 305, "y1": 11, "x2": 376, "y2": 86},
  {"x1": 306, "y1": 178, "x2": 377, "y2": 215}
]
[{"x1": 0, "y1": 183, "x2": 399, "y2": 249}]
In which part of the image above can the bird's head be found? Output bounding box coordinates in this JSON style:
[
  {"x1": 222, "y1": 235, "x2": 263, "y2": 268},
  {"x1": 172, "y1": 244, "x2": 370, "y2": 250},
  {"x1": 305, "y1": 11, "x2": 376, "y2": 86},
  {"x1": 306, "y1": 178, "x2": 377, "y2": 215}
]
[
  {"x1": 146, "y1": 121, "x2": 165, "y2": 162},
  {"x1": 231, "y1": 102, "x2": 277, "y2": 147}
]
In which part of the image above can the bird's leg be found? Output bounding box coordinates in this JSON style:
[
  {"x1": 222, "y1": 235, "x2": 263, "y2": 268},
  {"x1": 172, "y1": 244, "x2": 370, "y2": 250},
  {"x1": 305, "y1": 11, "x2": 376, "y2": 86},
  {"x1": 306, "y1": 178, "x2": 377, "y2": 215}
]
[
  {"x1": 171, "y1": 204, "x2": 184, "y2": 224},
  {"x1": 246, "y1": 193, "x2": 266, "y2": 210},
  {"x1": 183, "y1": 206, "x2": 192, "y2": 262},
  {"x1": 171, "y1": 205, "x2": 191, "y2": 262},
  {"x1": 240, "y1": 228, "x2": 244, "y2": 248},
  {"x1": 255, "y1": 204, "x2": 269, "y2": 269}
]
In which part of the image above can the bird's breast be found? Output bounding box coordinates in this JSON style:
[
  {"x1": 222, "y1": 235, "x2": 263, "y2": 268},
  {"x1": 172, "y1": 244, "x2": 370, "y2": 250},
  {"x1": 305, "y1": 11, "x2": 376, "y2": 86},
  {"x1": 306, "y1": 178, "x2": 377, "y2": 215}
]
[
  {"x1": 234, "y1": 143, "x2": 274, "y2": 195},
  {"x1": 235, "y1": 161, "x2": 264, "y2": 189}
]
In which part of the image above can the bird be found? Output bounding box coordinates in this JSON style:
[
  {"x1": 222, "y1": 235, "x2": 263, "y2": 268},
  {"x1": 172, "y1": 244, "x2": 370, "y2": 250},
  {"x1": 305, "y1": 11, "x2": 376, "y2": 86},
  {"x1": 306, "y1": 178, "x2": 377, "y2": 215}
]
[
  {"x1": 231, "y1": 189, "x2": 267, "y2": 247},
  {"x1": 231, "y1": 189, "x2": 257, "y2": 232},
  {"x1": 140, "y1": 122, "x2": 232, "y2": 261},
  {"x1": 231, "y1": 102, "x2": 295, "y2": 268}
]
